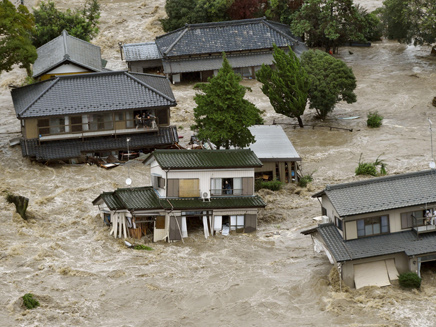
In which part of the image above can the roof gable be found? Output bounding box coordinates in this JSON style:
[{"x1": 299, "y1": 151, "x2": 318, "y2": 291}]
[
  {"x1": 123, "y1": 42, "x2": 162, "y2": 61},
  {"x1": 146, "y1": 149, "x2": 263, "y2": 170},
  {"x1": 314, "y1": 170, "x2": 436, "y2": 217},
  {"x1": 155, "y1": 18, "x2": 301, "y2": 57},
  {"x1": 33, "y1": 30, "x2": 103, "y2": 78},
  {"x1": 11, "y1": 71, "x2": 177, "y2": 118}
]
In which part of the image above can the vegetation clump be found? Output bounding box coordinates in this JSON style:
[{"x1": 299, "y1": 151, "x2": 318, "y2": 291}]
[
  {"x1": 22, "y1": 293, "x2": 39, "y2": 309},
  {"x1": 355, "y1": 154, "x2": 387, "y2": 176},
  {"x1": 133, "y1": 244, "x2": 153, "y2": 251},
  {"x1": 398, "y1": 272, "x2": 421, "y2": 289},
  {"x1": 367, "y1": 111, "x2": 383, "y2": 128},
  {"x1": 5, "y1": 192, "x2": 29, "y2": 220},
  {"x1": 255, "y1": 180, "x2": 283, "y2": 192},
  {"x1": 298, "y1": 174, "x2": 314, "y2": 188}
]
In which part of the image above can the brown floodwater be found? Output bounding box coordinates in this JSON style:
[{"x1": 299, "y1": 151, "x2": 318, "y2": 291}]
[{"x1": 1, "y1": 0, "x2": 436, "y2": 326}]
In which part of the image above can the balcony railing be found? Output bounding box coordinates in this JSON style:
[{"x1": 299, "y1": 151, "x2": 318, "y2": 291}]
[
  {"x1": 412, "y1": 216, "x2": 436, "y2": 234},
  {"x1": 37, "y1": 118, "x2": 158, "y2": 142},
  {"x1": 210, "y1": 188, "x2": 243, "y2": 196}
]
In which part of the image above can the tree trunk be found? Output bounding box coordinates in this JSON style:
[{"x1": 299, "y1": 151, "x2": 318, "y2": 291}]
[{"x1": 297, "y1": 116, "x2": 304, "y2": 128}]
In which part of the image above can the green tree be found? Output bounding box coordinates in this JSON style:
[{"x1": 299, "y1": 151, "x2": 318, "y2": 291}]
[
  {"x1": 380, "y1": 0, "x2": 436, "y2": 49},
  {"x1": 191, "y1": 53, "x2": 264, "y2": 149},
  {"x1": 301, "y1": 50, "x2": 357, "y2": 119},
  {"x1": 0, "y1": 0, "x2": 37, "y2": 77},
  {"x1": 265, "y1": 0, "x2": 303, "y2": 25},
  {"x1": 161, "y1": 0, "x2": 229, "y2": 32},
  {"x1": 32, "y1": 0, "x2": 100, "y2": 48},
  {"x1": 256, "y1": 44, "x2": 309, "y2": 128},
  {"x1": 290, "y1": 0, "x2": 365, "y2": 53}
]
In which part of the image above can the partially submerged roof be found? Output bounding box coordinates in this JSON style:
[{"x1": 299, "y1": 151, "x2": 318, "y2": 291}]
[
  {"x1": 143, "y1": 149, "x2": 263, "y2": 169},
  {"x1": 312, "y1": 170, "x2": 436, "y2": 217},
  {"x1": 21, "y1": 126, "x2": 179, "y2": 161},
  {"x1": 33, "y1": 30, "x2": 103, "y2": 78},
  {"x1": 155, "y1": 17, "x2": 305, "y2": 57},
  {"x1": 93, "y1": 187, "x2": 266, "y2": 211},
  {"x1": 123, "y1": 42, "x2": 162, "y2": 61},
  {"x1": 248, "y1": 125, "x2": 300, "y2": 161},
  {"x1": 11, "y1": 71, "x2": 176, "y2": 118},
  {"x1": 315, "y1": 223, "x2": 436, "y2": 262}
]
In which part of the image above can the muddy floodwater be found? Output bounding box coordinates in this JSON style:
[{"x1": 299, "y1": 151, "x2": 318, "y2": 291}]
[{"x1": 2, "y1": 0, "x2": 436, "y2": 326}]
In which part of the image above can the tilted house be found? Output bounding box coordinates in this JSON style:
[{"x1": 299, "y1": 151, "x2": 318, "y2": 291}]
[
  {"x1": 93, "y1": 149, "x2": 266, "y2": 242},
  {"x1": 248, "y1": 125, "x2": 301, "y2": 183},
  {"x1": 11, "y1": 71, "x2": 178, "y2": 162},
  {"x1": 302, "y1": 170, "x2": 436, "y2": 289},
  {"x1": 33, "y1": 30, "x2": 106, "y2": 82},
  {"x1": 122, "y1": 17, "x2": 307, "y2": 83}
]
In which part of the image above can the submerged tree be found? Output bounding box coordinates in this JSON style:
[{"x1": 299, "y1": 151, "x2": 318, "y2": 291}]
[
  {"x1": 0, "y1": 0, "x2": 37, "y2": 76},
  {"x1": 191, "y1": 53, "x2": 264, "y2": 149},
  {"x1": 301, "y1": 50, "x2": 357, "y2": 119},
  {"x1": 256, "y1": 45, "x2": 309, "y2": 128},
  {"x1": 32, "y1": 0, "x2": 100, "y2": 48}
]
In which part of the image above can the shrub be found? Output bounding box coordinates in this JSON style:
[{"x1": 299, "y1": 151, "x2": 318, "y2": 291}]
[
  {"x1": 355, "y1": 162, "x2": 377, "y2": 176},
  {"x1": 367, "y1": 111, "x2": 383, "y2": 128},
  {"x1": 22, "y1": 293, "x2": 39, "y2": 309},
  {"x1": 298, "y1": 174, "x2": 313, "y2": 188},
  {"x1": 255, "y1": 180, "x2": 283, "y2": 191},
  {"x1": 398, "y1": 272, "x2": 421, "y2": 289},
  {"x1": 133, "y1": 244, "x2": 153, "y2": 251}
]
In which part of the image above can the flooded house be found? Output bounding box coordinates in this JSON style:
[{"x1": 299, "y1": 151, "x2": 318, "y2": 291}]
[
  {"x1": 302, "y1": 170, "x2": 436, "y2": 289},
  {"x1": 93, "y1": 149, "x2": 266, "y2": 242},
  {"x1": 32, "y1": 30, "x2": 107, "y2": 82},
  {"x1": 11, "y1": 71, "x2": 178, "y2": 163},
  {"x1": 121, "y1": 17, "x2": 307, "y2": 83},
  {"x1": 248, "y1": 125, "x2": 301, "y2": 183}
]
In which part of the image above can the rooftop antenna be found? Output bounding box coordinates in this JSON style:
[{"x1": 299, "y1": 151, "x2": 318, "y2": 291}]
[
  {"x1": 429, "y1": 118, "x2": 435, "y2": 169},
  {"x1": 125, "y1": 137, "x2": 132, "y2": 186}
]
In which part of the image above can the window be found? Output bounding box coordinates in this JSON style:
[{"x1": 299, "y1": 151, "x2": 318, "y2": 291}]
[
  {"x1": 37, "y1": 118, "x2": 49, "y2": 136},
  {"x1": 401, "y1": 210, "x2": 426, "y2": 229},
  {"x1": 211, "y1": 178, "x2": 242, "y2": 195},
  {"x1": 115, "y1": 112, "x2": 124, "y2": 121},
  {"x1": 88, "y1": 113, "x2": 113, "y2": 131},
  {"x1": 322, "y1": 207, "x2": 327, "y2": 216},
  {"x1": 335, "y1": 216, "x2": 343, "y2": 231},
  {"x1": 357, "y1": 215, "x2": 389, "y2": 237},
  {"x1": 70, "y1": 116, "x2": 83, "y2": 132},
  {"x1": 152, "y1": 175, "x2": 165, "y2": 189},
  {"x1": 179, "y1": 179, "x2": 199, "y2": 197}
]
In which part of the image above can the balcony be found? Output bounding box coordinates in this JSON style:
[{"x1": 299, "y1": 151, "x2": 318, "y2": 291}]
[
  {"x1": 412, "y1": 216, "x2": 436, "y2": 234},
  {"x1": 210, "y1": 188, "x2": 243, "y2": 196}
]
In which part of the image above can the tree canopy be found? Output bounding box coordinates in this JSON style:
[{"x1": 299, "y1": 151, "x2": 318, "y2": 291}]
[
  {"x1": 380, "y1": 0, "x2": 436, "y2": 47},
  {"x1": 301, "y1": 50, "x2": 357, "y2": 119},
  {"x1": 0, "y1": 0, "x2": 37, "y2": 76},
  {"x1": 191, "y1": 54, "x2": 264, "y2": 149},
  {"x1": 32, "y1": 0, "x2": 100, "y2": 48},
  {"x1": 290, "y1": 0, "x2": 367, "y2": 53},
  {"x1": 256, "y1": 45, "x2": 309, "y2": 127}
]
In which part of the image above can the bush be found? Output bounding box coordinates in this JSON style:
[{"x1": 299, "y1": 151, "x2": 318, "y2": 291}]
[
  {"x1": 298, "y1": 174, "x2": 313, "y2": 188},
  {"x1": 398, "y1": 272, "x2": 421, "y2": 289},
  {"x1": 255, "y1": 180, "x2": 283, "y2": 191},
  {"x1": 133, "y1": 244, "x2": 153, "y2": 251},
  {"x1": 367, "y1": 111, "x2": 383, "y2": 128},
  {"x1": 355, "y1": 162, "x2": 378, "y2": 176},
  {"x1": 22, "y1": 293, "x2": 39, "y2": 309}
]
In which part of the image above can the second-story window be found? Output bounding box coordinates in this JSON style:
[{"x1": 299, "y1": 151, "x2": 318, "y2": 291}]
[
  {"x1": 211, "y1": 178, "x2": 242, "y2": 195},
  {"x1": 357, "y1": 215, "x2": 389, "y2": 237}
]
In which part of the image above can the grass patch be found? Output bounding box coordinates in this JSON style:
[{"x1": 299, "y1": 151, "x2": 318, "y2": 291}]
[
  {"x1": 255, "y1": 180, "x2": 283, "y2": 191},
  {"x1": 367, "y1": 111, "x2": 383, "y2": 128},
  {"x1": 355, "y1": 154, "x2": 387, "y2": 176},
  {"x1": 133, "y1": 244, "x2": 153, "y2": 251},
  {"x1": 298, "y1": 174, "x2": 314, "y2": 188},
  {"x1": 22, "y1": 293, "x2": 39, "y2": 309}
]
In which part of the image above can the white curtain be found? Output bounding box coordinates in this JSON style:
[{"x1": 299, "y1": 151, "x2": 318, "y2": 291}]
[
  {"x1": 211, "y1": 178, "x2": 222, "y2": 195},
  {"x1": 233, "y1": 178, "x2": 242, "y2": 195}
]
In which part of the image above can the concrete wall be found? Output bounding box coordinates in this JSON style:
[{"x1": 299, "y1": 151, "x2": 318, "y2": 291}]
[{"x1": 129, "y1": 60, "x2": 162, "y2": 73}]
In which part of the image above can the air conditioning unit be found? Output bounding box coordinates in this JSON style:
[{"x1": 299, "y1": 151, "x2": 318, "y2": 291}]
[{"x1": 201, "y1": 191, "x2": 211, "y2": 202}]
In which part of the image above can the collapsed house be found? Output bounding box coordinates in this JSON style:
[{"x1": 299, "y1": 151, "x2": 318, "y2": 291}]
[
  {"x1": 302, "y1": 170, "x2": 436, "y2": 289},
  {"x1": 93, "y1": 149, "x2": 266, "y2": 242}
]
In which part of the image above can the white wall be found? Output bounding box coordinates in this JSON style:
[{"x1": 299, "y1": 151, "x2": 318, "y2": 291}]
[{"x1": 48, "y1": 63, "x2": 90, "y2": 74}]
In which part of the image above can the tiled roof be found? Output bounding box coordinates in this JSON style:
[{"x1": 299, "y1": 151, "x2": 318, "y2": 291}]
[
  {"x1": 312, "y1": 170, "x2": 436, "y2": 217},
  {"x1": 155, "y1": 17, "x2": 305, "y2": 57},
  {"x1": 94, "y1": 187, "x2": 265, "y2": 211},
  {"x1": 93, "y1": 187, "x2": 162, "y2": 210},
  {"x1": 20, "y1": 127, "x2": 179, "y2": 161},
  {"x1": 33, "y1": 30, "x2": 103, "y2": 78},
  {"x1": 161, "y1": 195, "x2": 266, "y2": 210},
  {"x1": 11, "y1": 71, "x2": 176, "y2": 118},
  {"x1": 123, "y1": 42, "x2": 162, "y2": 61},
  {"x1": 317, "y1": 223, "x2": 436, "y2": 262},
  {"x1": 145, "y1": 149, "x2": 263, "y2": 169},
  {"x1": 247, "y1": 125, "x2": 300, "y2": 161}
]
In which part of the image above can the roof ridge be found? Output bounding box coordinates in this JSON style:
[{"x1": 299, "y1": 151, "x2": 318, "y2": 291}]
[
  {"x1": 185, "y1": 17, "x2": 266, "y2": 29},
  {"x1": 163, "y1": 28, "x2": 189, "y2": 56},
  {"x1": 124, "y1": 41, "x2": 156, "y2": 46},
  {"x1": 125, "y1": 72, "x2": 175, "y2": 103},
  {"x1": 262, "y1": 20, "x2": 298, "y2": 43},
  {"x1": 18, "y1": 78, "x2": 60, "y2": 118}
]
